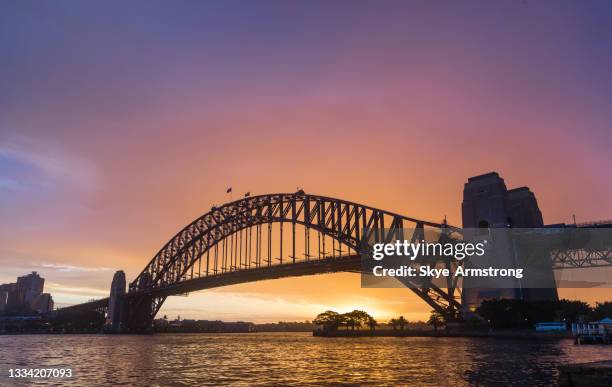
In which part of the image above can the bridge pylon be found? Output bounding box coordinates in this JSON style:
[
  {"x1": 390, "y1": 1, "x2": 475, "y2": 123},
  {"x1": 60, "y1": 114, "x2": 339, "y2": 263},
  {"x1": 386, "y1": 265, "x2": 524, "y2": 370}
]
[
  {"x1": 105, "y1": 270, "x2": 127, "y2": 333},
  {"x1": 461, "y1": 172, "x2": 558, "y2": 316}
]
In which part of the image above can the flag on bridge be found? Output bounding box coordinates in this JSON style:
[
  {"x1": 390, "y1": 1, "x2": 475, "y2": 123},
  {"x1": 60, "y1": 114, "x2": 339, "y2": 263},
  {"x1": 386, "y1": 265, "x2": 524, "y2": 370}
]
[{"x1": 226, "y1": 187, "x2": 232, "y2": 193}]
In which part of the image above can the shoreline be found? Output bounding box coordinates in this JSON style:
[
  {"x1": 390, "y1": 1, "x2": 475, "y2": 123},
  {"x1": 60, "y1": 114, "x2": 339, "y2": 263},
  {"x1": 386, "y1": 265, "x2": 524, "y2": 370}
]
[
  {"x1": 0, "y1": 330, "x2": 575, "y2": 340},
  {"x1": 313, "y1": 329, "x2": 573, "y2": 340}
]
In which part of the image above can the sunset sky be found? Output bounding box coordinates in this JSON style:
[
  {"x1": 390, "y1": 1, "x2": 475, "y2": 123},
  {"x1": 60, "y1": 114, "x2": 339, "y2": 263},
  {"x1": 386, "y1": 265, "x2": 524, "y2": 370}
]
[{"x1": 1, "y1": 1, "x2": 611, "y2": 322}]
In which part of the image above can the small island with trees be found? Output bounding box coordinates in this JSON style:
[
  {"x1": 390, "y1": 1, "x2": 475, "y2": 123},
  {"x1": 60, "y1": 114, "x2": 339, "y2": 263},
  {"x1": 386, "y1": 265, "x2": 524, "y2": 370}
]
[{"x1": 312, "y1": 309, "x2": 447, "y2": 337}]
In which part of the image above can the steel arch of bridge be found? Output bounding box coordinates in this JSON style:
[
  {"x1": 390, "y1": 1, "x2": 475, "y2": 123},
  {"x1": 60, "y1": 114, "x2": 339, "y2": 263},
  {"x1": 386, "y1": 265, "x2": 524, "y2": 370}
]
[{"x1": 125, "y1": 192, "x2": 462, "y2": 331}]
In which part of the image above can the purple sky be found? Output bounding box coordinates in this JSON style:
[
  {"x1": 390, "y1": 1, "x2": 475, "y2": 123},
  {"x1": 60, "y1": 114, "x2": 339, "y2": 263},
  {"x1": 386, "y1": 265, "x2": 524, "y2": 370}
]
[{"x1": 1, "y1": 1, "x2": 611, "y2": 321}]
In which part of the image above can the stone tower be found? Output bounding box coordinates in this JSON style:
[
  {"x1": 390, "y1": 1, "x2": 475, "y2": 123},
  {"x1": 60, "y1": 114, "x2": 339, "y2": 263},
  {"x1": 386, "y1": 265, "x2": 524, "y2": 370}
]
[
  {"x1": 461, "y1": 172, "x2": 557, "y2": 315},
  {"x1": 107, "y1": 270, "x2": 126, "y2": 332}
]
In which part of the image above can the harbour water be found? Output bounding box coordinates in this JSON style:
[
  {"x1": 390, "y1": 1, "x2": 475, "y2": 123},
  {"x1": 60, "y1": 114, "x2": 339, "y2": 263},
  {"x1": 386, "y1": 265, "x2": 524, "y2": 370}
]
[{"x1": 0, "y1": 333, "x2": 610, "y2": 386}]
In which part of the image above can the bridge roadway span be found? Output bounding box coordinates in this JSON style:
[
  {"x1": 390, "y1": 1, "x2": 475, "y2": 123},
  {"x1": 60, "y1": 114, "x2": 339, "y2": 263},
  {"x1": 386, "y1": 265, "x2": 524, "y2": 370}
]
[{"x1": 57, "y1": 254, "x2": 361, "y2": 314}]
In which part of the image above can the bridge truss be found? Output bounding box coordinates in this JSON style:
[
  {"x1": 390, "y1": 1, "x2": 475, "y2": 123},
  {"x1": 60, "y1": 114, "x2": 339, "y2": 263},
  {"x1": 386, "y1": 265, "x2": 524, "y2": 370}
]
[
  {"x1": 551, "y1": 221, "x2": 612, "y2": 269},
  {"x1": 123, "y1": 192, "x2": 462, "y2": 331}
]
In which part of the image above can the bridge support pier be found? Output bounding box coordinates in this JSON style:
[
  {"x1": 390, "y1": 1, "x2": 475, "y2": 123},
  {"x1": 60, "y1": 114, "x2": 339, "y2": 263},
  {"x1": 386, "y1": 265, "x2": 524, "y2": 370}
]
[
  {"x1": 121, "y1": 295, "x2": 166, "y2": 333},
  {"x1": 461, "y1": 172, "x2": 558, "y2": 317},
  {"x1": 105, "y1": 270, "x2": 127, "y2": 333}
]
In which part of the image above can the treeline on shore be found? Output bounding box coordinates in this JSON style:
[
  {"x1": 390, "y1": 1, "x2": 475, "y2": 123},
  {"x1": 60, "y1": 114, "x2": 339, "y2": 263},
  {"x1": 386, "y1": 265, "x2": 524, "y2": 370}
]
[
  {"x1": 0, "y1": 310, "x2": 105, "y2": 334},
  {"x1": 153, "y1": 316, "x2": 316, "y2": 333},
  {"x1": 313, "y1": 310, "x2": 437, "y2": 332},
  {"x1": 3, "y1": 299, "x2": 609, "y2": 334},
  {"x1": 313, "y1": 300, "x2": 612, "y2": 332},
  {"x1": 474, "y1": 299, "x2": 611, "y2": 329}
]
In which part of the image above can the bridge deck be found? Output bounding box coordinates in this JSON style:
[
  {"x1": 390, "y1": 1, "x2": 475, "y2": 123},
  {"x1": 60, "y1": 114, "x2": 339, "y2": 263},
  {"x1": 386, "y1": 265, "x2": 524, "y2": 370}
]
[{"x1": 130, "y1": 254, "x2": 362, "y2": 299}]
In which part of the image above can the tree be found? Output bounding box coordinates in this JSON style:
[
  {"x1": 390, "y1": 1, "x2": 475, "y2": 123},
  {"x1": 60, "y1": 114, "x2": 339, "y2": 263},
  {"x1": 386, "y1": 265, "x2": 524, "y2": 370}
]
[
  {"x1": 388, "y1": 318, "x2": 398, "y2": 331},
  {"x1": 591, "y1": 302, "x2": 612, "y2": 321},
  {"x1": 342, "y1": 310, "x2": 371, "y2": 331},
  {"x1": 427, "y1": 311, "x2": 444, "y2": 332},
  {"x1": 313, "y1": 310, "x2": 342, "y2": 331},
  {"x1": 476, "y1": 299, "x2": 595, "y2": 329},
  {"x1": 397, "y1": 316, "x2": 408, "y2": 331},
  {"x1": 556, "y1": 299, "x2": 591, "y2": 324},
  {"x1": 477, "y1": 299, "x2": 528, "y2": 329},
  {"x1": 367, "y1": 317, "x2": 378, "y2": 332}
]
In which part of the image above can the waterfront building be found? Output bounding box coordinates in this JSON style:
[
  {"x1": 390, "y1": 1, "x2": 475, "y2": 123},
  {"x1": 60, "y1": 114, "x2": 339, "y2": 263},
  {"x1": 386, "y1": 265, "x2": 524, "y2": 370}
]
[
  {"x1": 32, "y1": 293, "x2": 54, "y2": 313},
  {"x1": 16, "y1": 271, "x2": 45, "y2": 307},
  {"x1": 571, "y1": 317, "x2": 612, "y2": 344},
  {"x1": 0, "y1": 287, "x2": 8, "y2": 313},
  {"x1": 0, "y1": 272, "x2": 53, "y2": 315},
  {"x1": 2, "y1": 283, "x2": 20, "y2": 311}
]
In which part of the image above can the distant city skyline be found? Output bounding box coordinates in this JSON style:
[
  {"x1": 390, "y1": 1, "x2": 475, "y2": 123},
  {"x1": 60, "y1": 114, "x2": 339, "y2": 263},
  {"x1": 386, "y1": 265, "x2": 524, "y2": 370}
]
[
  {"x1": 1, "y1": 1, "x2": 612, "y2": 322},
  {"x1": 0, "y1": 271, "x2": 54, "y2": 315}
]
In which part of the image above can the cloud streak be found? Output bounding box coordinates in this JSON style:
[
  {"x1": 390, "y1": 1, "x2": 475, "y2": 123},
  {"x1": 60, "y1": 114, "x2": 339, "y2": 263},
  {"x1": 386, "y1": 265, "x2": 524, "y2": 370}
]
[
  {"x1": 38, "y1": 263, "x2": 114, "y2": 273},
  {"x1": 0, "y1": 137, "x2": 100, "y2": 191}
]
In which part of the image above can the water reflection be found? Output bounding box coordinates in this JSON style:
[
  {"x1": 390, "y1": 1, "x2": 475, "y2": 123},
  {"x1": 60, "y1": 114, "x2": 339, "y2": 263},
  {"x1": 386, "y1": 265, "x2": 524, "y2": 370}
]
[{"x1": 0, "y1": 333, "x2": 610, "y2": 386}]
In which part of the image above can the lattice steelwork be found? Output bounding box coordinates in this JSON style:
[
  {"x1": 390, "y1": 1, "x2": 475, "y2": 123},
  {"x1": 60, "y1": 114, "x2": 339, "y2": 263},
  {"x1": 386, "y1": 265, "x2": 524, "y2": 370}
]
[
  {"x1": 52, "y1": 195, "x2": 612, "y2": 332},
  {"x1": 551, "y1": 222, "x2": 612, "y2": 269},
  {"x1": 123, "y1": 192, "x2": 462, "y2": 331},
  {"x1": 550, "y1": 247, "x2": 612, "y2": 269}
]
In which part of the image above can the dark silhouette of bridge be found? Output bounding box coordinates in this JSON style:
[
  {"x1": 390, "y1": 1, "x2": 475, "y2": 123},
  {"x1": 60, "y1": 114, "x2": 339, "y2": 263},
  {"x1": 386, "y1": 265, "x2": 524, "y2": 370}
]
[
  {"x1": 55, "y1": 183, "x2": 612, "y2": 333},
  {"x1": 124, "y1": 192, "x2": 464, "y2": 332}
]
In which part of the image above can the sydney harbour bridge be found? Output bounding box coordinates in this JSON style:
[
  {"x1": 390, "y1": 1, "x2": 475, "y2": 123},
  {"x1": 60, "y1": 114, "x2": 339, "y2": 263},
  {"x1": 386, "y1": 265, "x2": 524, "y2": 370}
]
[{"x1": 54, "y1": 173, "x2": 612, "y2": 333}]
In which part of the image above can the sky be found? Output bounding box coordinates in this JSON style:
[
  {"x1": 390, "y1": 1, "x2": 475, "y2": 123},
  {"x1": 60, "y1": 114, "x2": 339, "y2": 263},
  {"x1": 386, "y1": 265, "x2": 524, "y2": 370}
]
[{"x1": 1, "y1": 1, "x2": 611, "y2": 322}]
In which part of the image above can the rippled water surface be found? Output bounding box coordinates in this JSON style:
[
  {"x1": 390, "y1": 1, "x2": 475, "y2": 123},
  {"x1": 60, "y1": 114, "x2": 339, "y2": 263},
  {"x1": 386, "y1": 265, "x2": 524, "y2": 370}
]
[{"x1": 0, "y1": 333, "x2": 610, "y2": 386}]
